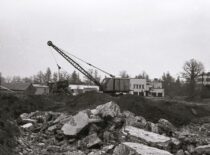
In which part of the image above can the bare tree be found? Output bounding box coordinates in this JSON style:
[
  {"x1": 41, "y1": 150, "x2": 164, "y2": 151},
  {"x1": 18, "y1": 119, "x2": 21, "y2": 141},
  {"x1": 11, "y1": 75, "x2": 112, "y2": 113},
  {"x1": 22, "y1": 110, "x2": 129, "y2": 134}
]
[
  {"x1": 44, "y1": 67, "x2": 52, "y2": 83},
  {"x1": 119, "y1": 70, "x2": 129, "y2": 78},
  {"x1": 182, "y1": 59, "x2": 204, "y2": 98},
  {"x1": 135, "y1": 71, "x2": 149, "y2": 80}
]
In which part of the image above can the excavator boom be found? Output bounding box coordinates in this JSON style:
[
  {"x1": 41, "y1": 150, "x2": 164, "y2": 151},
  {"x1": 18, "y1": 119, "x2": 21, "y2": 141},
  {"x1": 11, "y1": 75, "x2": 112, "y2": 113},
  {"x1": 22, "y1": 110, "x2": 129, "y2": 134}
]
[{"x1": 47, "y1": 41, "x2": 103, "y2": 90}]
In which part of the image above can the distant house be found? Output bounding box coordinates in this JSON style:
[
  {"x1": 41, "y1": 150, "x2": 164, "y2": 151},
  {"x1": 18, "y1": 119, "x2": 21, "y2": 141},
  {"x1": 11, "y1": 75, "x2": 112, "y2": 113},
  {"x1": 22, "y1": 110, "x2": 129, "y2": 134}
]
[
  {"x1": 1, "y1": 83, "x2": 49, "y2": 95},
  {"x1": 69, "y1": 84, "x2": 99, "y2": 96},
  {"x1": 0, "y1": 85, "x2": 15, "y2": 93},
  {"x1": 2, "y1": 82, "x2": 35, "y2": 94}
]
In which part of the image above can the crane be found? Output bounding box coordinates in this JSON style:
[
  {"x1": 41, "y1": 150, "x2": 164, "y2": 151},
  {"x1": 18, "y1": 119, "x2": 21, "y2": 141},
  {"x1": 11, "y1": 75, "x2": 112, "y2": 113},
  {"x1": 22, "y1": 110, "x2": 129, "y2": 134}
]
[{"x1": 47, "y1": 41, "x2": 130, "y2": 94}]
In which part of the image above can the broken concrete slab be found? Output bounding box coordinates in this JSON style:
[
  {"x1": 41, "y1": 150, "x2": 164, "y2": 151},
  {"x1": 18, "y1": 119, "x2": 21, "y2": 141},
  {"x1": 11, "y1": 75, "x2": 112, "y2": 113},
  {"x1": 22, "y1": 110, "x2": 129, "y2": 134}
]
[
  {"x1": 96, "y1": 101, "x2": 121, "y2": 118},
  {"x1": 123, "y1": 126, "x2": 171, "y2": 149},
  {"x1": 21, "y1": 123, "x2": 33, "y2": 130},
  {"x1": 123, "y1": 142, "x2": 173, "y2": 155},
  {"x1": 61, "y1": 111, "x2": 89, "y2": 136},
  {"x1": 123, "y1": 126, "x2": 170, "y2": 143},
  {"x1": 194, "y1": 144, "x2": 210, "y2": 154}
]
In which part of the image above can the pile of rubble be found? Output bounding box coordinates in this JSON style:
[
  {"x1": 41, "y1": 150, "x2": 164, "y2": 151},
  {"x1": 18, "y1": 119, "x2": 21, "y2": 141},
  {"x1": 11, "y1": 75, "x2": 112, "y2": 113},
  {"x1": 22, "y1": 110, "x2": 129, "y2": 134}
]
[{"x1": 15, "y1": 101, "x2": 210, "y2": 155}]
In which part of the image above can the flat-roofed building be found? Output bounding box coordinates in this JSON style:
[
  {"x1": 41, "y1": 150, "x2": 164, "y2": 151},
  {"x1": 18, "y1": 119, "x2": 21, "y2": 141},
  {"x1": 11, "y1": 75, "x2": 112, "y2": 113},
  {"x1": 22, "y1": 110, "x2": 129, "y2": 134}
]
[
  {"x1": 129, "y1": 78, "x2": 147, "y2": 96},
  {"x1": 197, "y1": 72, "x2": 210, "y2": 86},
  {"x1": 69, "y1": 84, "x2": 99, "y2": 96}
]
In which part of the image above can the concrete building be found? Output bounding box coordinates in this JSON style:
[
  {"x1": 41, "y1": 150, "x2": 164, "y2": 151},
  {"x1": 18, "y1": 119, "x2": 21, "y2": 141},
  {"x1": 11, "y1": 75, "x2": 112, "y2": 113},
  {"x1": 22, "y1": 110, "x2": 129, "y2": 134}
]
[
  {"x1": 129, "y1": 78, "x2": 164, "y2": 97},
  {"x1": 149, "y1": 79, "x2": 165, "y2": 97},
  {"x1": 197, "y1": 72, "x2": 210, "y2": 86},
  {"x1": 69, "y1": 84, "x2": 99, "y2": 96},
  {"x1": 129, "y1": 78, "x2": 147, "y2": 96},
  {"x1": 130, "y1": 78, "x2": 165, "y2": 97}
]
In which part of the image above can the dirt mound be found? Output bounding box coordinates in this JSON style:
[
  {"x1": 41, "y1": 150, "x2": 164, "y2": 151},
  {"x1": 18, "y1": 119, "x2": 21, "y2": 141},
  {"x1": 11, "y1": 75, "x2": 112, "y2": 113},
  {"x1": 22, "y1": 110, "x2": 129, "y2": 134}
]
[{"x1": 65, "y1": 93, "x2": 210, "y2": 127}]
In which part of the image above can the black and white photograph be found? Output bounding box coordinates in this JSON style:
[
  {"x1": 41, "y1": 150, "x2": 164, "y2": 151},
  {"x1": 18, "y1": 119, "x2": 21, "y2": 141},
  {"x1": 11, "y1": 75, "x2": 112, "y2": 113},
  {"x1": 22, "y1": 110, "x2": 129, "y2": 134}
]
[{"x1": 1, "y1": 0, "x2": 210, "y2": 154}]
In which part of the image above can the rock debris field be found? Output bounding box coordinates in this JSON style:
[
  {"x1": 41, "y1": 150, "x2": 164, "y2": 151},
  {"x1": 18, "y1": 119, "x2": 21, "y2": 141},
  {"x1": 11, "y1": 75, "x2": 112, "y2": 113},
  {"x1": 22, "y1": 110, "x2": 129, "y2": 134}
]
[{"x1": 16, "y1": 101, "x2": 210, "y2": 155}]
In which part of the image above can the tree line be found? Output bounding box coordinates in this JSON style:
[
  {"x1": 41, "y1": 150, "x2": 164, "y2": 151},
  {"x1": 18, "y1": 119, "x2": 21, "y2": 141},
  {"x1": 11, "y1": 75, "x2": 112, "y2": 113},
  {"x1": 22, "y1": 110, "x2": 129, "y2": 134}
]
[
  {"x1": 0, "y1": 68, "x2": 101, "y2": 85},
  {"x1": 0, "y1": 58, "x2": 209, "y2": 99}
]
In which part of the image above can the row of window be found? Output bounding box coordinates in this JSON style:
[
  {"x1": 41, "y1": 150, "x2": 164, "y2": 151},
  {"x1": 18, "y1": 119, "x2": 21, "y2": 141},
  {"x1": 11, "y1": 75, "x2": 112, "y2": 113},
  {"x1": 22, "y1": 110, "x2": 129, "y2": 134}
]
[
  {"x1": 133, "y1": 84, "x2": 145, "y2": 89},
  {"x1": 198, "y1": 78, "x2": 210, "y2": 82}
]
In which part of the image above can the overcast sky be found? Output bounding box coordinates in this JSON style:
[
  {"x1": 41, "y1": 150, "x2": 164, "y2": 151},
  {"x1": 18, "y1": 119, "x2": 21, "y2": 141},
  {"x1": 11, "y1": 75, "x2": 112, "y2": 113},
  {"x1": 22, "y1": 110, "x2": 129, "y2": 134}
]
[{"x1": 1, "y1": 0, "x2": 210, "y2": 79}]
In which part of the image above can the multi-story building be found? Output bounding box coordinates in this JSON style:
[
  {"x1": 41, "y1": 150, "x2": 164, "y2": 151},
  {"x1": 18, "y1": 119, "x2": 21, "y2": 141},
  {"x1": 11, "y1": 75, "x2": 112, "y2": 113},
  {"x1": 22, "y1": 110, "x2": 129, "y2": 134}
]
[
  {"x1": 129, "y1": 78, "x2": 164, "y2": 97},
  {"x1": 129, "y1": 78, "x2": 147, "y2": 96},
  {"x1": 197, "y1": 72, "x2": 210, "y2": 86},
  {"x1": 149, "y1": 79, "x2": 165, "y2": 97}
]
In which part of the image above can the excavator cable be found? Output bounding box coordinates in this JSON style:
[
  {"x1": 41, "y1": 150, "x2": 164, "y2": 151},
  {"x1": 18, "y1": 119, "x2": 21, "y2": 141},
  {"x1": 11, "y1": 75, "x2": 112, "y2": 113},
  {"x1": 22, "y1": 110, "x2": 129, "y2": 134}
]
[
  {"x1": 49, "y1": 48, "x2": 61, "y2": 70},
  {"x1": 61, "y1": 48, "x2": 115, "y2": 78}
]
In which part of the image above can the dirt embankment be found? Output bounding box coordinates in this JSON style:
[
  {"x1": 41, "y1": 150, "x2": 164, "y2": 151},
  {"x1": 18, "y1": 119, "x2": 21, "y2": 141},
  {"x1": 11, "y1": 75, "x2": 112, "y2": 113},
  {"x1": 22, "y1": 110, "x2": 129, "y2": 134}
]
[{"x1": 65, "y1": 92, "x2": 210, "y2": 127}]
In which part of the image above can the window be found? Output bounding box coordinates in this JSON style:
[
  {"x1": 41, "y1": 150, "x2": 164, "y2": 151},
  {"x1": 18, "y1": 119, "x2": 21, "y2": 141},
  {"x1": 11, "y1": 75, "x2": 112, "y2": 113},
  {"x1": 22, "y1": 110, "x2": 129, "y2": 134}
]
[
  {"x1": 136, "y1": 85, "x2": 138, "y2": 89},
  {"x1": 142, "y1": 85, "x2": 144, "y2": 89},
  {"x1": 206, "y1": 78, "x2": 210, "y2": 82},
  {"x1": 139, "y1": 85, "x2": 141, "y2": 89}
]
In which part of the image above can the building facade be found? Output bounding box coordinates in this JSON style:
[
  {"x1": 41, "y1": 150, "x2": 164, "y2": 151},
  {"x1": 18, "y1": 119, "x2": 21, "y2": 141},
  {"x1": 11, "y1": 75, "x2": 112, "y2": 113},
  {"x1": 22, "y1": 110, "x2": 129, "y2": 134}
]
[
  {"x1": 69, "y1": 84, "x2": 99, "y2": 96},
  {"x1": 149, "y1": 79, "x2": 165, "y2": 97},
  {"x1": 129, "y1": 78, "x2": 147, "y2": 96},
  {"x1": 197, "y1": 72, "x2": 210, "y2": 86},
  {"x1": 129, "y1": 78, "x2": 164, "y2": 97}
]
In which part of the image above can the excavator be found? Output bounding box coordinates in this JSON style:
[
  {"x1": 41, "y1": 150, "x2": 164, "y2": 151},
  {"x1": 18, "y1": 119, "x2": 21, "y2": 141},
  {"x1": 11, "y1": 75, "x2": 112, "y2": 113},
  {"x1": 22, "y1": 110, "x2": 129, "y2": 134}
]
[{"x1": 47, "y1": 41, "x2": 130, "y2": 94}]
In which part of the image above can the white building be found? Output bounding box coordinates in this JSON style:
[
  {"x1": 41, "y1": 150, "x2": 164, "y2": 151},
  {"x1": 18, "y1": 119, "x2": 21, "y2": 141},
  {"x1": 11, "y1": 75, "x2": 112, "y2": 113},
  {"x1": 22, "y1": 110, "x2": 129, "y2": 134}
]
[
  {"x1": 69, "y1": 84, "x2": 99, "y2": 96},
  {"x1": 197, "y1": 72, "x2": 210, "y2": 86},
  {"x1": 149, "y1": 79, "x2": 165, "y2": 97},
  {"x1": 129, "y1": 78, "x2": 164, "y2": 97},
  {"x1": 129, "y1": 78, "x2": 147, "y2": 96}
]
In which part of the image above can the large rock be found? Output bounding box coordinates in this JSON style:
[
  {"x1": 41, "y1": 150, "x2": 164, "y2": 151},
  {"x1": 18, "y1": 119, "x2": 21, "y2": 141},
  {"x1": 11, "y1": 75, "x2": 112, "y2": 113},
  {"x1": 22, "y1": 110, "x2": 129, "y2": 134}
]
[
  {"x1": 96, "y1": 101, "x2": 121, "y2": 118},
  {"x1": 194, "y1": 144, "x2": 210, "y2": 154},
  {"x1": 113, "y1": 142, "x2": 173, "y2": 155},
  {"x1": 123, "y1": 126, "x2": 172, "y2": 149},
  {"x1": 61, "y1": 111, "x2": 89, "y2": 136}
]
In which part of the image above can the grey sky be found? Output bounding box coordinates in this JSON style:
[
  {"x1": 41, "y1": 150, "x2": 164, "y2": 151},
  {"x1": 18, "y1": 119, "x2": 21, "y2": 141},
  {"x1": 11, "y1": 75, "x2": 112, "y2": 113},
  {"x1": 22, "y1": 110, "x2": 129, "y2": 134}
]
[{"x1": 1, "y1": 0, "x2": 210, "y2": 79}]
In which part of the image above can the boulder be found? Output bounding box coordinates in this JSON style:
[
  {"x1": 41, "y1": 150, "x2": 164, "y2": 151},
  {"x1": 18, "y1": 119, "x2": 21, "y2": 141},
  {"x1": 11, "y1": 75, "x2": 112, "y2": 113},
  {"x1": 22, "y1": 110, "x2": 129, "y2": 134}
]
[
  {"x1": 113, "y1": 142, "x2": 173, "y2": 155},
  {"x1": 123, "y1": 126, "x2": 172, "y2": 149},
  {"x1": 96, "y1": 101, "x2": 121, "y2": 118},
  {"x1": 194, "y1": 144, "x2": 210, "y2": 154},
  {"x1": 61, "y1": 111, "x2": 89, "y2": 136}
]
